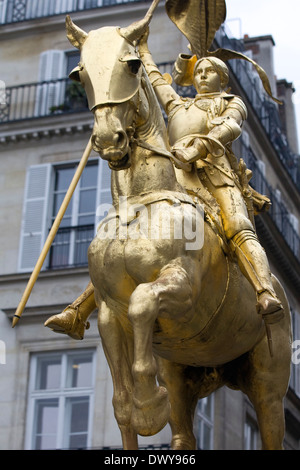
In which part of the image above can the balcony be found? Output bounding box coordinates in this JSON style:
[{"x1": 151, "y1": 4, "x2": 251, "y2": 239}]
[
  {"x1": 242, "y1": 142, "x2": 300, "y2": 260},
  {"x1": 0, "y1": 0, "x2": 151, "y2": 24},
  {"x1": 215, "y1": 26, "x2": 300, "y2": 193},
  {"x1": 0, "y1": 78, "x2": 88, "y2": 123}
]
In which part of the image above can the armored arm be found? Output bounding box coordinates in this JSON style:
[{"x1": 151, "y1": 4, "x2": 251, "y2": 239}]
[
  {"x1": 190, "y1": 97, "x2": 248, "y2": 160},
  {"x1": 174, "y1": 96, "x2": 248, "y2": 164},
  {"x1": 138, "y1": 31, "x2": 179, "y2": 113},
  {"x1": 206, "y1": 97, "x2": 248, "y2": 148}
]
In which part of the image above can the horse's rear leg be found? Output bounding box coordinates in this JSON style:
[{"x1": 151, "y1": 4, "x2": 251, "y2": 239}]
[
  {"x1": 237, "y1": 292, "x2": 291, "y2": 449},
  {"x1": 128, "y1": 265, "x2": 193, "y2": 436},
  {"x1": 98, "y1": 301, "x2": 138, "y2": 450},
  {"x1": 243, "y1": 346, "x2": 290, "y2": 450}
]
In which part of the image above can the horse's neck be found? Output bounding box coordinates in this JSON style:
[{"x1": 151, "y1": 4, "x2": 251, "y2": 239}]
[{"x1": 112, "y1": 73, "x2": 181, "y2": 201}]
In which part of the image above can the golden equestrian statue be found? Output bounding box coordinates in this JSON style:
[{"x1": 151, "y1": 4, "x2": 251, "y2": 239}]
[{"x1": 14, "y1": 0, "x2": 291, "y2": 450}]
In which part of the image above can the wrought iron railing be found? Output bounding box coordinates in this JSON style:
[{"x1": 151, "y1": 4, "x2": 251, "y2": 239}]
[
  {"x1": 215, "y1": 26, "x2": 300, "y2": 192},
  {"x1": 241, "y1": 142, "x2": 300, "y2": 259},
  {"x1": 0, "y1": 0, "x2": 151, "y2": 24},
  {"x1": 0, "y1": 77, "x2": 88, "y2": 122}
]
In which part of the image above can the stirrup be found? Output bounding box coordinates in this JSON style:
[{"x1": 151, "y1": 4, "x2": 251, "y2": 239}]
[
  {"x1": 44, "y1": 306, "x2": 90, "y2": 340},
  {"x1": 257, "y1": 291, "x2": 284, "y2": 325}
]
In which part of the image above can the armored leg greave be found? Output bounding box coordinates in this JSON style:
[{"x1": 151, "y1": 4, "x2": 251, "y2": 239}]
[{"x1": 230, "y1": 229, "x2": 284, "y2": 323}]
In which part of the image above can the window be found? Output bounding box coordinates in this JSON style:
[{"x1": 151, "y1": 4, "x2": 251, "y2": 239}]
[
  {"x1": 49, "y1": 162, "x2": 98, "y2": 268},
  {"x1": 194, "y1": 395, "x2": 214, "y2": 449},
  {"x1": 25, "y1": 350, "x2": 96, "y2": 450},
  {"x1": 19, "y1": 158, "x2": 111, "y2": 272},
  {"x1": 244, "y1": 416, "x2": 259, "y2": 450},
  {"x1": 35, "y1": 50, "x2": 66, "y2": 117},
  {"x1": 0, "y1": 0, "x2": 7, "y2": 23}
]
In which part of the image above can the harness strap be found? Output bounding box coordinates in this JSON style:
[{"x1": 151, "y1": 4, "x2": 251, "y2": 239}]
[{"x1": 132, "y1": 137, "x2": 192, "y2": 173}]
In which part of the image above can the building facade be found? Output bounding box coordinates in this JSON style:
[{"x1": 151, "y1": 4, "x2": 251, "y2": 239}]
[{"x1": 0, "y1": 0, "x2": 299, "y2": 450}]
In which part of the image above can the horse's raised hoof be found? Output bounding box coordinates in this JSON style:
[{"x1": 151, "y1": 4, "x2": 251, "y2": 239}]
[
  {"x1": 131, "y1": 386, "x2": 170, "y2": 436},
  {"x1": 44, "y1": 306, "x2": 90, "y2": 340}
]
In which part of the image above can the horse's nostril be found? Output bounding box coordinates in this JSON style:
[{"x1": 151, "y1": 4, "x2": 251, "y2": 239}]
[
  {"x1": 91, "y1": 134, "x2": 101, "y2": 151},
  {"x1": 113, "y1": 131, "x2": 127, "y2": 148}
]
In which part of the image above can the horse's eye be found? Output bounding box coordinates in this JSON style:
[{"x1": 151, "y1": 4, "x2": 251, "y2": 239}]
[{"x1": 127, "y1": 60, "x2": 141, "y2": 75}]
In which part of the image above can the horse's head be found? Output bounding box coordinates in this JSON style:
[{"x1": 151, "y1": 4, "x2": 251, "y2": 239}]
[{"x1": 66, "y1": 15, "x2": 150, "y2": 170}]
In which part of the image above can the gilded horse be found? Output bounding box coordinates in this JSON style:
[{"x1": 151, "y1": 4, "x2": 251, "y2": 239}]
[{"x1": 65, "y1": 14, "x2": 291, "y2": 450}]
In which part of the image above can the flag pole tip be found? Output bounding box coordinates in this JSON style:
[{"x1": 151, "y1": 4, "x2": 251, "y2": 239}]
[{"x1": 12, "y1": 315, "x2": 20, "y2": 328}]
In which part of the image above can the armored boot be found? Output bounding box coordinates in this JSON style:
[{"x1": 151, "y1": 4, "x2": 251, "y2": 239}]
[
  {"x1": 230, "y1": 230, "x2": 284, "y2": 325},
  {"x1": 44, "y1": 281, "x2": 96, "y2": 340}
]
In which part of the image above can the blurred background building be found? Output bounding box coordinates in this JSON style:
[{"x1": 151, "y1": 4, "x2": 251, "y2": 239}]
[{"x1": 0, "y1": 0, "x2": 299, "y2": 450}]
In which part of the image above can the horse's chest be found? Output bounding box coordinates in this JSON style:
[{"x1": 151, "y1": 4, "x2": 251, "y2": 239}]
[{"x1": 88, "y1": 235, "x2": 135, "y2": 302}]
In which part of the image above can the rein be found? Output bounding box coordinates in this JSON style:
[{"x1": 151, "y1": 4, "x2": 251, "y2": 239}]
[{"x1": 131, "y1": 137, "x2": 192, "y2": 173}]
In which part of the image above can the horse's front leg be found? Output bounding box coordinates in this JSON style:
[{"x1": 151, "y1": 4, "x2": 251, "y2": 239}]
[
  {"x1": 128, "y1": 282, "x2": 170, "y2": 436},
  {"x1": 98, "y1": 300, "x2": 138, "y2": 450},
  {"x1": 128, "y1": 264, "x2": 193, "y2": 437}
]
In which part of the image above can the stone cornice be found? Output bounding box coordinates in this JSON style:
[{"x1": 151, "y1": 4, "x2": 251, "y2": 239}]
[
  {"x1": 0, "y1": 111, "x2": 93, "y2": 145},
  {"x1": 0, "y1": 1, "x2": 155, "y2": 40},
  {"x1": 0, "y1": 265, "x2": 89, "y2": 285}
]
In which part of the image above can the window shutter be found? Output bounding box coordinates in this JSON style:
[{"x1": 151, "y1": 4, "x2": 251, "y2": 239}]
[
  {"x1": 0, "y1": 0, "x2": 7, "y2": 23},
  {"x1": 18, "y1": 164, "x2": 52, "y2": 272},
  {"x1": 56, "y1": 0, "x2": 76, "y2": 14},
  {"x1": 35, "y1": 50, "x2": 66, "y2": 116}
]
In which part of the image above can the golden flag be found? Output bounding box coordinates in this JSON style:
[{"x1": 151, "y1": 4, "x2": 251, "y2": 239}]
[
  {"x1": 165, "y1": 0, "x2": 226, "y2": 57},
  {"x1": 165, "y1": 0, "x2": 281, "y2": 103}
]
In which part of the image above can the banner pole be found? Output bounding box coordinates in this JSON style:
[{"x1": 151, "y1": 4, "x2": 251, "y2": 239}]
[{"x1": 12, "y1": 137, "x2": 93, "y2": 328}]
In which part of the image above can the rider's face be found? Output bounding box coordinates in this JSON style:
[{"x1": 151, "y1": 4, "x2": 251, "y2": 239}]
[{"x1": 193, "y1": 59, "x2": 222, "y2": 94}]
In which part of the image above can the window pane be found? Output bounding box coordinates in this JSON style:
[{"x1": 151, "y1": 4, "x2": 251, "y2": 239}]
[
  {"x1": 244, "y1": 419, "x2": 258, "y2": 450},
  {"x1": 55, "y1": 167, "x2": 75, "y2": 191},
  {"x1": 78, "y1": 214, "x2": 94, "y2": 225},
  {"x1": 67, "y1": 353, "x2": 93, "y2": 388},
  {"x1": 101, "y1": 162, "x2": 111, "y2": 189},
  {"x1": 195, "y1": 396, "x2": 214, "y2": 450},
  {"x1": 36, "y1": 357, "x2": 61, "y2": 390},
  {"x1": 50, "y1": 230, "x2": 71, "y2": 268},
  {"x1": 81, "y1": 165, "x2": 97, "y2": 188},
  {"x1": 74, "y1": 226, "x2": 94, "y2": 266},
  {"x1": 202, "y1": 396, "x2": 212, "y2": 419},
  {"x1": 53, "y1": 192, "x2": 73, "y2": 225},
  {"x1": 67, "y1": 52, "x2": 80, "y2": 76},
  {"x1": 202, "y1": 423, "x2": 212, "y2": 450},
  {"x1": 66, "y1": 397, "x2": 89, "y2": 449},
  {"x1": 34, "y1": 399, "x2": 59, "y2": 450},
  {"x1": 79, "y1": 189, "x2": 96, "y2": 214}
]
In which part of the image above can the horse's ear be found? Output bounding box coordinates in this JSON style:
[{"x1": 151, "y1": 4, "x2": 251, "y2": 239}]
[
  {"x1": 119, "y1": 0, "x2": 160, "y2": 43},
  {"x1": 66, "y1": 15, "x2": 88, "y2": 49}
]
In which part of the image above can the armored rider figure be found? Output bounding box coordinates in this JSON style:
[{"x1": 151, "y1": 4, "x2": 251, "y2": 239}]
[{"x1": 138, "y1": 31, "x2": 283, "y2": 325}]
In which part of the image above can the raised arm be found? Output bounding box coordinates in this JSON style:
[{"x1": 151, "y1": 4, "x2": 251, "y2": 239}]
[{"x1": 138, "y1": 30, "x2": 179, "y2": 113}]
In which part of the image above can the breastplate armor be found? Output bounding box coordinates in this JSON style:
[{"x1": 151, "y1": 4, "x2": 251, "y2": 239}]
[{"x1": 168, "y1": 102, "x2": 210, "y2": 146}]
